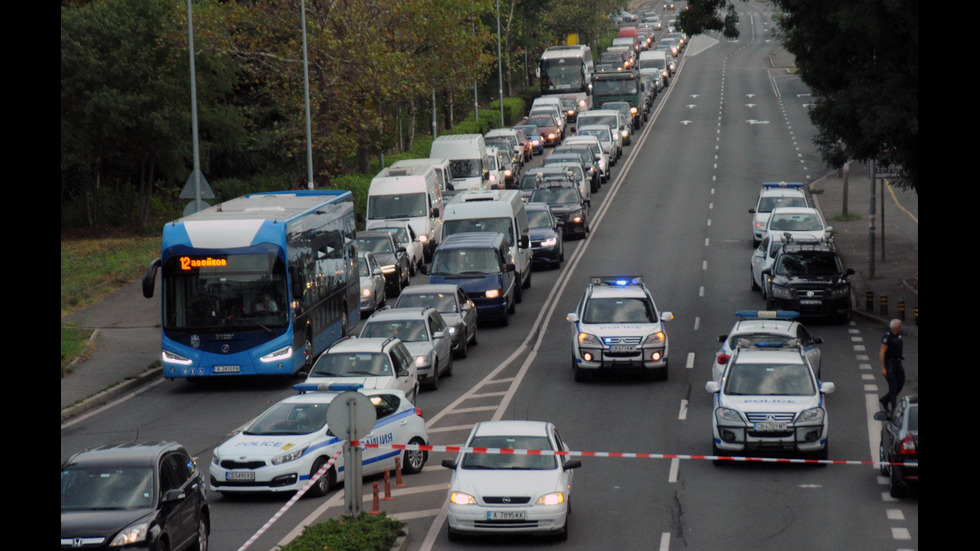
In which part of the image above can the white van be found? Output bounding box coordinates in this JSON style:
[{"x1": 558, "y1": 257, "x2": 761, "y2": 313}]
[
  {"x1": 638, "y1": 49, "x2": 671, "y2": 83},
  {"x1": 441, "y1": 189, "x2": 533, "y2": 298},
  {"x1": 390, "y1": 157, "x2": 453, "y2": 194},
  {"x1": 430, "y1": 134, "x2": 490, "y2": 192},
  {"x1": 366, "y1": 163, "x2": 444, "y2": 262}
]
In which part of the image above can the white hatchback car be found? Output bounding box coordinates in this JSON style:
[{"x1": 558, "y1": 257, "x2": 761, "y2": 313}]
[
  {"x1": 442, "y1": 420, "x2": 581, "y2": 541},
  {"x1": 706, "y1": 341, "x2": 835, "y2": 463},
  {"x1": 305, "y1": 336, "x2": 420, "y2": 404},
  {"x1": 763, "y1": 206, "x2": 833, "y2": 244},
  {"x1": 358, "y1": 307, "x2": 453, "y2": 390},
  {"x1": 711, "y1": 310, "x2": 823, "y2": 381},
  {"x1": 366, "y1": 220, "x2": 425, "y2": 276},
  {"x1": 209, "y1": 387, "x2": 429, "y2": 497}
]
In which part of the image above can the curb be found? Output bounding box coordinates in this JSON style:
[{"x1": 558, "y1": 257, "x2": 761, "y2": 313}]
[{"x1": 61, "y1": 366, "x2": 162, "y2": 423}]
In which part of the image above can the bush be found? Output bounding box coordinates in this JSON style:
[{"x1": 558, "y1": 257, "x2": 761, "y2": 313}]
[{"x1": 279, "y1": 512, "x2": 404, "y2": 551}]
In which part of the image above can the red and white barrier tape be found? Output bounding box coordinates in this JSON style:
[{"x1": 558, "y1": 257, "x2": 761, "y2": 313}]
[
  {"x1": 351, "y1": 441, "x2": 918, "y2": 468},
  {"x1": 236, "y1": 448, "x2": 344, "y2": 551}
]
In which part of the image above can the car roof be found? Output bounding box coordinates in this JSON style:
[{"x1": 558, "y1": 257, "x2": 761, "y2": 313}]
[
  {"x1": 524, "y1": 201, "x2": 553, "y2": 212},
  {"x1": 438, "y1": 231, "x2": 505, "y2": 249},
  {"x1": 365, "y1": 307, "x2": 435, "y2": 321},
  {"x1": 732, "y1": 346, "x2": 807, "y2": 364},
  {"x1": 731, "y1": 318, "x2": 798, "y2": 336},
  {"x1": 398, "y1": 283, "x2": 461, "y2": 295},
  {"x1": 588, "y1": 279, "x2": 650, "y2": 299},
  {"x1": 286, "y1": 386, "x2": 408, "y2": 403},
  {"x1": 325, "y1": 336, "x2": 396, "y2": 353},
  {"x1": 471, "y1": 420, "x2": 552, "y2": 438},
  {"x1": 769, "y1": 206, "x2": 820, "y2": 216},
  {"x1": 358, "y1": 230, "x2": 394, "y2": 239},
  {"x1": 63, "y1": 441, "x2": 183, "y2": 469}
]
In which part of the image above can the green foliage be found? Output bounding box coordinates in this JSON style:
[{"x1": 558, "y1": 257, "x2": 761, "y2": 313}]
[{"x1": 279, "y1": 512, "x2": 404, "y2": 551}]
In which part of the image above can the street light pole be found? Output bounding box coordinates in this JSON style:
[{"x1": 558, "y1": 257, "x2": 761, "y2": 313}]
[
  {"x1": 301, "y1": 0, "x2": 314, "y2": 189},
  {"x1": 496, "y1": 0, "x2": 504, "y2": 126}
]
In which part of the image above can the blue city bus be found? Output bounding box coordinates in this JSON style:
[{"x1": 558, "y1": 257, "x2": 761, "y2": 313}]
[{"x1": 142, "y1": 190, "x2": 360, "y2": 380}]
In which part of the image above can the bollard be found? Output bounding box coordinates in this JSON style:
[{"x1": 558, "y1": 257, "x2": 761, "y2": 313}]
[
  {"x1": 370, "y1": 481, "x2": 381, "y2": 515},
  {"x1": 866, "y1": 291, "x2": 874, "y2": 312},
  {"x1": 394, "y1": 457, "x2": 406, "y2": 488},
  {"x1": 383, "y1": 469, "x2": 394, "y2": 501},
  {"x1": 879, "y1": 295, "x2": 888, "y2": 316},
  {"x1": 897, "y1": 299, "x2": 905, "y2": 321},
  {"x1": 914, "y1": 306, "x2": 918, "y2": 326}
]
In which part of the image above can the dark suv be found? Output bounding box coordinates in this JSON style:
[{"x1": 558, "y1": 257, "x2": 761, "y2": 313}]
[
  {"x1": 762, "y1": 240, "x2": 854, "y2": 322},
  {"x1": 61, "y1": 441, "x2": 210, "y2": 550}
]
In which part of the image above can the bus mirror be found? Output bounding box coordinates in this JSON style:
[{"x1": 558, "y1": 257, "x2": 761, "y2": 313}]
[{"x1": 142, "y1": 258, "x2": 161, "y2": 299}]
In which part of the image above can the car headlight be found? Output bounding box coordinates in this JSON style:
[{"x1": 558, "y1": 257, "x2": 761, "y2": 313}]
[
  {"x1": 504, "y1": 169, "x2": 513, "y2": 177},
  {"x1": 415, "y1": 355, "x2": 431, "y2": 367},
  {"x1": 418, "y1": 234, "x2": 429, "y2": 244},
  {"x1": 448, "y1": 326, "x2": 457, "y2": 335},
  {"x1": 450, "y1": 491, "x2": 477, "y2": 505},
  {"x1": 641, "y1": 331, "x2": 666, "y2": 345},
  {"x1": 541, "y1": 237, "x2": 557, "y2": 247},
  {"x1": 577, "y1": 332, "x2": 602, "y2": 346},
  {"x1": 536, "y1": 492, "x2": 566, "y2": 505},
  {"x1": 485, "y1": 289, "x2": 503, "y2": 299},
  {"x1": 715, "y1": 407, "x2": 745, "y2": 425},
  {"x1": 770, "y1": 283, "x2": 794, "y2": 299},
  {"x1": 796, "y1": 407, "x2": 826, "y2": 424},
  {"x1": 362, "y1": 287, "x2": 373, "y2": 298},
  {"x1": 260, "y1": 345, "x2": 293, "y2": 363},
  {"x1": 630, "y1": 106, "x2": 638, "y2": 115},
  {"x1": 272, "y1": 443, "x2": 309, "y2": 465},
  {"x1": 381, "y1": 264, "x2": 397, "y2": 274},
  {"x1": 579, "y1": 99, "x2": 587, "y2": 108},
  {"x1": 827, "y1": 285, "x2": 850, "y2": 298},
  {"x1": 110, "y1": 521, "x2": 149, "y2": 546},
  {"x1": 621, "y1": 129, "x2": 630, "y2": 139}
]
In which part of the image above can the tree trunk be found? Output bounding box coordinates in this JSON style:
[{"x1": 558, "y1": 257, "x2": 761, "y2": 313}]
[
  {"x1": 406, "y1": 99, "x2": 416, "y2": 152},
  {"x1": 357, "y1": 143, "x2": 371, "y2": 174},
  {"x1": 138, "y1": 158, "x2": 154, "y2": 227},
  {"x1": 443, "y1": 88, "x2": 454, "y2": 130}
]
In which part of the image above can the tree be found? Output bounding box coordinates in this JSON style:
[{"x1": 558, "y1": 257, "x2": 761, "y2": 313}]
[{"x1": 679, "y1": 0, "x2": 917, "y2": 193}]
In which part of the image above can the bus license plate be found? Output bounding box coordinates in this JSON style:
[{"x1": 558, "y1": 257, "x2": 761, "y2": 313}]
[
  {"x1": 214, "y1": 365, "x2": 240, "y2": 373},
  {"x1": 609, "y1": 345, "x2": 636, "y2": 353},
  {"x1": 755, "y1": 422, "x2": 787, "y2": 432},
  {"x1": 488, "y1": 511, "x2": 526, "y2": 521},
  {"x1": 226, "y1": 471, "x2": 254, "y2": 481}
]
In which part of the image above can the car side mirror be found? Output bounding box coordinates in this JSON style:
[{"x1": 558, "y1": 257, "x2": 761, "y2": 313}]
[
  {"x1": 845, "y1": 268, "x2": 855, "y2": 277},
  {"x1": 419, "y1": 265, "x2": 429, "y2": 275},
  {"x1": 397, "y1": 369, "x2": 411, "y2": 378},
  {"x1": 717, "y1": 334, "x2": 727, "y2": 343},
  {"x1": 563, "y1": 459, "x2": 582, "y2": 470},
  {"x1": 566, "y1": 312, "x2": 579, "y2": 323},
  {"x1": 504, "y1": 263, "x2": 516, "y2": 272},
  {"x1": 441, "y1": 458, "x2": 458, "y2": 469},
  {"x1": 660, "y1": 311, "x2": 674, "y2": 321},
  {"x1": 431, "y1": 207, "x2": 440, "y2": 217},
  {"x1": 705, "y1": 381, "x2": 721, "y2": 394},
  {"x1": 748, "y1": 208, "x2": 756, "y2": 213},
  {"x1": 433, "y1": 331, "x2": 446, "y2": 339},
  {"x1": 161, "y1": 489, "x2": 186, "y2": 504},
  {"x1": 520, "y1": 235, "x2": 530, "y2": 248},
  {"x1": 873, "y1": 411, "x2": 889, "y2": 421},
  {"x1": 813, "y1": 337, "x2": 824, "y2": 344},
  {"x1": 820, "y1": 382, "x2": 836, "y2": 394}
]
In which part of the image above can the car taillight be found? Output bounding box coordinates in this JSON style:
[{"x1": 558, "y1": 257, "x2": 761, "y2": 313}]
[
  {"x1": 717, "y1": 353, "x2": 730, "y2": 365},
  {"x1": 898, "y1": 434, "x2": 916, "y2": 456},
  {"x1": 415, "y1": 407, "x2": 424, "y2": 419}
]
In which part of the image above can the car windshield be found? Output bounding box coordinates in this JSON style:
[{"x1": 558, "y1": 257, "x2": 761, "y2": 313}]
[
  {"x1": 443, "y1": 217, "x2": 514, "y2": 247},
  {"x1": 360, "y1": 319, "x2": 428, "y2": 342},
  {"x1": 377, "y1": 227, "x2": 410, "y2": 244},
  {"x1": 527, "y1": 115, "x2": 557, "y2": 128},
  {"x1": 530, "y1": 187, "x2": 580, "y2": 205},
  {"x1": 358, "y1": 257, "x2": 372, "y2": 277},
  {"x1": 583, "y1": 297, "x2": 656, "y2": 323},
  {"x1": 358, "y1": 236, "x2": 393, "y2": 254},
  {"x1": 310, "y1": 351, "x2": 392, "y2": 377},
  {"x1": 61, "y1": 466, "x2": 155, "y2": 511},
  {"x1": 367, "y1": 193, "x2": 427, "y2": 219},
  {"x1": 429, "y1": 248, "x2": 503, "y2": 276},
  {"x1": 397, "y1": 292, "x2": 457, "y2": 313},
  {"x1": 514, "y1": 125, "x2": 540, "y2": 138},
  {"x1": 245, "y1": 402, "x2": 329, "y2": 435},
  {"x1": 461, "y1": 435, "x2": 556, "y2": 470},
  {"x1": 907, "y1": 405, "x2": 918, "y2": 431},
  {"x1": 449, "y1": 159, "x2": 482, "y2": 179},
  {"x1": 768, "y1": 212, "x2": 822, "y2": 231},
  {"x1": 522, "y1": 173, "x2": 573, "y2": 190},
  {"x1": 774, "y1": 252, "x2": 842, "y2": 277},
  {"x1": 758, "y1": 196, "x2": 807, "y2": 213},
  {"x1": 723, "y1": 363, "x2": 815, "y2": 396},
  {"x1": 527, "y1": 210, "x2": 554, "y2": 228},
  {"x1": 579, "y1": 128, "x2": 610, "y2": 142}
]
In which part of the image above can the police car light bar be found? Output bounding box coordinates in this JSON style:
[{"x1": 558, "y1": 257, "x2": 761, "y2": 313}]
[
  {"x1": 591, "y1": 276, "x2": 644, "y2": 286},
  {"x1": 293, "y1": 383, "x2": 365, "y2": 393},
  {"x1": 735, "y1": 310, "x2": 800, "y2": 319},
  {"x1": 762, "y1": 181, "x2": 804, "y2": 188}
]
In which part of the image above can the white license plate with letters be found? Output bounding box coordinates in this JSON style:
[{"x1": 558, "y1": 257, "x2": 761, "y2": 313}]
[
  {"x1": 488, "y1": 510, "x2": 526, "y2": 521},
  {"x1": 609, "y1": 345, "x2": 636, "y2": 353},
  {"x1": 226, "y1": 471, "x2": 255, "y2": 481},
  {"x1": 755, "y1": 422, "x2": 787, "y2": 432},
  {"x1": 214, "y1": 365, "x2": 241, "y2": 373}
]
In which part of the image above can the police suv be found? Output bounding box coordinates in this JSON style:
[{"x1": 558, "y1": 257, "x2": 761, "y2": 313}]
[
  {"x1": 706, "y1": 341, "x2": 835, "y2": 463},
  {"x1": 566, "y1": 276, "x2": 673, "y2": 382},
  {"x1": 209, "y1": 385, "x2": 429, "y2": 497}
]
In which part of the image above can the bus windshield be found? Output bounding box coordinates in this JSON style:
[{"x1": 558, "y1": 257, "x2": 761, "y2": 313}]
[
  {"x1": 540, "y1": 57, "x2": 586, "y2": 93},
  {"x1": 162, "y1": 251, "x2": 289, "y2": 330}
]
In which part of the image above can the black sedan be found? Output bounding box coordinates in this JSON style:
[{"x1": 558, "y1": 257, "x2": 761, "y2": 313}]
[
  {"x1": 61, "y1": 441, "x2": 210, "y2": 550},
  {"x1": 529, "y1": 186, "x2": 589, "y2": 239},
  {"x1": 358, "y1": 230, "x2": 412, "y2": 297},
  {"x1": 875, "y1": 395, "x2": 918, "y2": 498},
  {"x1": 525, "y1": 201, "x2": 564, "y2": 269}
]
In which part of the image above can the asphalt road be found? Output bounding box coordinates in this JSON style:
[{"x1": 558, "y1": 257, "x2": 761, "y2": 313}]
[{"x1": 60, "y1": 2, "x2": 918, "y2": 550}]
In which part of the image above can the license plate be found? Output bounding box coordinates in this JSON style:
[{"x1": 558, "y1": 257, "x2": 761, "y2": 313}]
[
  {"x1": 609, "y1": 345, "x2": 636, "y2": 353},
  {"x1": 800, "y1": 299, "x2": 821, "y2": 305},
  {"x1": 226, "y1": 471, "x2": 255, "y2": 481},
  {"x1": 214, "y1": 365, "x2": 240, "y2": 373},
  {"x1": 488, "y1": 510, "x2": 526, "y2": 521},
  {"x1": 755, "y1": 422, "x2": 787, "y2": 432}
]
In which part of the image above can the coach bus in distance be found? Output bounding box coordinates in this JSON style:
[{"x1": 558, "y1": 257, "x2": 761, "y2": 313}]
[{"x1": 142, "y1": 190, "x2": 360, "y2": 380}]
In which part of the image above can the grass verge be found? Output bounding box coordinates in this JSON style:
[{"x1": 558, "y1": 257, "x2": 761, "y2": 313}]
[{"x1": 279, "y1": 512, "x2": 404, "y2": 551}]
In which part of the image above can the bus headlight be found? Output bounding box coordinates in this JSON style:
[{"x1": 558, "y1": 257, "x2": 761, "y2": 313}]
[{"x1": 261, "y1": 346, "x2": 293, "y2": 363}]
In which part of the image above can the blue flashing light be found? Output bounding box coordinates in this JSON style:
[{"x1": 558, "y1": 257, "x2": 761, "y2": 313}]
[
  {"x1": 293, "y1": 382, "x2": 364, "y2": 393},
  {"x1": 591, "y1": 275, "x2": 644, "y2": 286},
  {"x1": 762, "y1": 181, "x2": 804, "y2": 189},
  {"x1": 735, "y1": 310, "x2": 799, "y2": 320}
]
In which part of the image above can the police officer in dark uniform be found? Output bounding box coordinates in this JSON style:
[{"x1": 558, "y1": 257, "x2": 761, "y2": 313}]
[{"x1": 878, "y1": 319, "x2": 905, "y2": 415}]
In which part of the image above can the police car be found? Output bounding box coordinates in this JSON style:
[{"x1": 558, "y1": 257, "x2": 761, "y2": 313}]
[
  {"x1": 209, "y1": 385, "x2": 429, "y2": 497},
  {"x1": 705, "y1": 341, "x2": 835, "y2": 463},
  {"x1": 748, "y1": 182, "x2": 811, "y2": 246},
  {"x1": 712, "y1": 310, "x2": 823, "y2": 381},
  {"x1": 566, "y1": 276, "x2": 673, "y2": 382}
]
